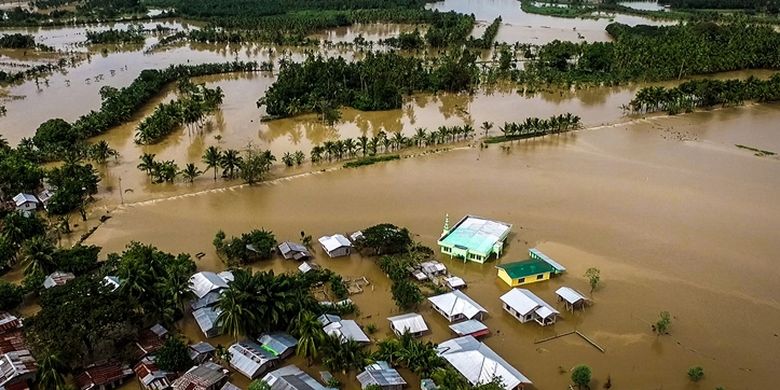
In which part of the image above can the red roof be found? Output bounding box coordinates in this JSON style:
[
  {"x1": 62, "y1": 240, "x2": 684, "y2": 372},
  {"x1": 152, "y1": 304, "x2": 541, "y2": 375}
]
[
  {"x1": 0, "y1": 329, "x2": 27, "y2": 353},
  {"x1": 469, "y1": 328, "x2": 491, "y2": 338},
  {"x1": 0, "y1": 312, "x2": 21, "y2": 334},
  {"x1": 135, "y1": 329, "x2": 164, "y2": 359},
  {"x1": 74, "y1": 361, "x2": 132, "y2": 390}
]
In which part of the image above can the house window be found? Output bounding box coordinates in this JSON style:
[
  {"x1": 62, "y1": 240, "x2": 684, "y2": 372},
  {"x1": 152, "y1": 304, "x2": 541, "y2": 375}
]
[
  {"x1": 536, "y1": 274, "x2": 544, "y2": 280},
  {"x1": 517, "y1": 278, "x2": 525, "y2": 284},
  {"x1": 443, "y1": 247, "x2": 450, "y2": 252}
]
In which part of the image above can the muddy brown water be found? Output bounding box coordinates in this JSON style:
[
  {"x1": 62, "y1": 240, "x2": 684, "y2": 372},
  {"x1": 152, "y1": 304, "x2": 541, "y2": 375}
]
[{"x1": 77, "y1": 102, "x2": 780, "y2": 390}]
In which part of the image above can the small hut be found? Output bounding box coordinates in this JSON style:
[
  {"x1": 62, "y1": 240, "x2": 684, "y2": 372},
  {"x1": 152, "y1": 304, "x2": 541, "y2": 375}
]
[{"x1": 555, "y1": 286, "x2": 589, "y2": 311}]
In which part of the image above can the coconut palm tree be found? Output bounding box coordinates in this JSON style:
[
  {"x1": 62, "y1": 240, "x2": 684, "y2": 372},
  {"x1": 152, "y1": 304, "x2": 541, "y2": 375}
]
[
  {"x1": 413, "y1": 128, "x2": 427, "y2": 147},
  {"x1": 342, "y1": 138, "x2": 356, "y2": 157},
  {"x1": 481, "y1": 121, "x2": 493, "y2": 138},
  {"x1": 202, "y1": 146, "x2": 222, "y2": 181},
  {"x1": 179, "y1": 163, "x2": 202, "y2": 183},
  {"x1": 392, "y1": 132, "x2": 406, "y2": 150},
  {"x1": 310, "y1": 145, "x2": 324, "y2": 163},
  {"x1": 357, "y1": 135, "x2": 369, "y2": 157},
  {"x1": 137, "y1": 153, "x2": 156, "y2": 177},
  {"x1": 89, "y1": 140, "x2": 118, "y2": 163},
  {"x1": 21, "y1": 236, "x2": 56, "y2": 276},
  {"x1": 37, "y1": 352, "x2": 67, "y2": 390},
  {"x1": 217, "y1": 283, "x2": 257, "y2": 341},
  {"x1": 0, "y1": 134, "x2": 9, "y2": 152},
  {"x1": 292, "y1": 311, "x2": 324, "y2": 366},
  {"x1": 220, "y1": 149, "x2": 242, "y2": 179}
]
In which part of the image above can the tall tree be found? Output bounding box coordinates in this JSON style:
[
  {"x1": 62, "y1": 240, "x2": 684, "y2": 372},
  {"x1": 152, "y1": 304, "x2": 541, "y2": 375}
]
[{"x1": 202, "y1": 146, "x2": 222, "y2": 181}]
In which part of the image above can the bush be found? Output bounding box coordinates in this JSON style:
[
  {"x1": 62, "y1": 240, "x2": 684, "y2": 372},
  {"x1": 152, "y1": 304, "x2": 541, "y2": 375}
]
[
  {"x1": 343, "y1": 154, "x2": 400, "y2": 168},
  {"x1": 0, "y1": 280, "x2": 23, "y2": 311},
  {"x1": 571, "y1": 365, "x2": 592, "y2": 389},
  {"x1": 215, "y1": 228, "x2": 276, "y2": 265},
  {"x1": 687, "y1": 366, "x2": 704, "y2": 382},
  {"x1": 155, "y1": 336, "x2": 194, "y2": 372}
]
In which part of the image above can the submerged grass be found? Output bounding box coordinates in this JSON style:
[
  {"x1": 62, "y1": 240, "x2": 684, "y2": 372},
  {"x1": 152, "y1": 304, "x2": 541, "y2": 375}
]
[{"x1": 343, "y1": 154, "x2": 400, "y2": 168}]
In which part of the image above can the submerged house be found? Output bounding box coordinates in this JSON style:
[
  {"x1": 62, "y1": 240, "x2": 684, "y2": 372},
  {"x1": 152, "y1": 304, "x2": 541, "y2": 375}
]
[
  {"x1": 134, "y1": 357, "x2": 175, "y2": 390},
  {"x1": 387, "y1": 313, "x2": 429, "y2": 337},
  {"x1": 74, "y1": 361, "x2": 134, "y2": 390},
  {"x1": 437, "y1": 336, "x2": 531, "y2": 389},
  {"x1": 43, "y1": 271, "x2": 75, "y2": 289},
  {"x1": 193, "y1": 306, "x2": 222, "y2": 338},
  {"x1": 172, "y1": 362, "x2": 228, "y2": 390},
  {"x1": 261, "y1": 365, "x2": 330, "y2": 390},
  {"x1": 448, "y1": 319, "x2": 489, "y2": 339},
  {"x1": 495, "y1": 248, "x2": 566, "y2": 287},
  {"x1": 228, "y1": 341, "x2": 277, "y2": 379},
  {"x1": 278, "y1": 241, "x2": 312, "y2": 260},
  {"x1": 428, "y1": 290, "x2": 488, "y2": 323},
  {"x1": 437, "y1": 215, "x2": 512, "y2": 263},
  {"x1": 500, "y1": 288, "x2": 559, "y2": 326},
  {"x1": 189, "y1": 272, "x2": 230, "y2": 300},
  {"x1": 318, "y1": 234, "x2": 352, "y2": 258},
  {"x1": 258, "y1": 332, "x2": 298, "y2": 359},
  {"x1": 357, "y1": 361, "x2": 407, "y2": 390},
  {"x1": 318, "y1": 314, "x2": 370, "y2": 344},
  {"x1": 555, "y1": 286, "x2": 589, "y2": 311},
  {"x1": 188, "y1": 342, "x2": 216, "y2": 364},
  {"x1": 12, "y1": 193, "x2": 39, "y2": 214}
]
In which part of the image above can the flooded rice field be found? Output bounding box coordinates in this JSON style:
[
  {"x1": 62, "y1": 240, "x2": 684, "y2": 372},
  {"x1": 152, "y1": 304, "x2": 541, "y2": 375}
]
[
  {"x1": 2, "y1": 0, "x2": 780, "y2": 388},
  {"x1": 87, "y1": 103, "x2": 780, "y2": 390}
]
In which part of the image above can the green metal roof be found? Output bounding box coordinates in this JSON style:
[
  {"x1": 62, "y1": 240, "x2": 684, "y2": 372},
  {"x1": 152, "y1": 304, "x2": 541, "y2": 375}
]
[
  {"x1": 496, "y1": 258, "x2": 554, "y2": 279},
  {"x1": 439, "y1": 216, "x2": 511, "y2": 255}
]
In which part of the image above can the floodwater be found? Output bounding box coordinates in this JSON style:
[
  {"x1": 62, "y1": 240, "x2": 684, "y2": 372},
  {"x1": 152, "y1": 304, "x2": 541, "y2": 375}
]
[
  {"x1": 619, "y1": 1, "x2": 668, "y2": 12},
  {"x1": 86, "y1": 103, "x2": 780, "y2": 390},
  {"x1": 427, "y1": 0, "x2": 676, "y2": 43}
]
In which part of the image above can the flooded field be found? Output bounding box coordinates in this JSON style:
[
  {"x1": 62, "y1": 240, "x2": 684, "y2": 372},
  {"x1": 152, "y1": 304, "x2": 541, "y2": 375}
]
[{"x1": 85, "y1": 103, "x2": 780, "y2": 390}]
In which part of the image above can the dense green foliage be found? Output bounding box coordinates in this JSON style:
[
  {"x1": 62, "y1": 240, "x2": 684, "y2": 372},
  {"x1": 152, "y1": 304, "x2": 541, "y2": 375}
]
[
  {"x1": 0, "y1": 33, "x2": 51, "y2": 50},
  {"x1": 135, "y1": 82, "x2": 224, "y2": 144},
  {"x1": 660, "y1": 0, "x2": 779, "y2": 12},
  {"x1": 571, "y1": 365, "x2": 592, "y2": 389},
  {"x1": 85, "y1": 27, "x2": 145, "y2": 44},
  {"x1": 154, "y1": 336, "x2": 194, "y2": 372},
  {"x1": 628, "y1": 74, "x2": 780, "y2": 113},
  {"x1": 354, "y1": 223, "x2": 412, "y2": 255},
  {"x1": 213, "y1": 228, "x2": 277, "y2": 265},
  {"x1": 375, "y1": 333, "x2": 444, "y2": 376},
  {"x1": 378, "y1": 254, "x2": 423, "y2": 309},
  {"x1": 520, "y1": 22, "x2": 780, "y2": 86},
  {"x1": 687, "y1": 366, "x2": 705, "y2": 381},
  {"x1": 45, "y1": 162, "x2": 100, "y2": 215},
  {"x1": 484, "y1": 114, "x2": 581, "y2": 143},
  {"x1": 466, "y1": 17, "x2": 502, "y2": 49},
  {"x1": 259, "y1": 51, "x2": 478, "y2": 118},
  {"x1": 52, "y1": 244, "x2": 100, "y2": 275},
  {"x1": 0, "y1": 280, "x2": 24, "y2": 311},
  {"x1": 343, "y1": 154, "x2": 401, "y2": 168}
]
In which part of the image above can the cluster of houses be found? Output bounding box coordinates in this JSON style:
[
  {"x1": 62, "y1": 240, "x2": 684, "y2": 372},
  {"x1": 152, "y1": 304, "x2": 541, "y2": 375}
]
[
  {"x1": 0, "y1": 312, "x2": 36, "y2": 390},
  {"x1": 9, "y1": 190, "x2": 54, "y2": 217}
]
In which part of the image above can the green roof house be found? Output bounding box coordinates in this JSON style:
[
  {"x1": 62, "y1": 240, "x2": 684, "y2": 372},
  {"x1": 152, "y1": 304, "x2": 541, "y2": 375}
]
[
  {"x1": 438, "y1": 215, "x2": 512, "y2": 263},
  {"x1": 496, "y1": 248, "x2": 566, "y2": 287}
]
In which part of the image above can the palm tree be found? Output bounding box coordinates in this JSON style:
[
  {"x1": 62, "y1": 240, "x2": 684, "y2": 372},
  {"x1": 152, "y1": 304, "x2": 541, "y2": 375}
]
[
  {"x1": 357, "y1": 135, "x2": 369, "y2": 157},
  {"x1": 322, "y1": 141, "x2": 335, "y2": 162},
  {"x1": 216, "y1": 284, "x2": 257, "y2": 341},
  {"x1": 90, "y1": 140, "x2": 117, "y2": 163},
  {"x1": 342, "y1": 138, "x2": 356, "y2": 157},
  {"x1": 392, "y1": 132, "x2": 406, "y2": 150},
  {"x1": 21, "y1": 236, "x2": 56, "y2": 276},
  {"x1": 220, "y1": 149, "x2": 242, "y2": 179},
  {"x1": 0, "y1": 134, "x2": 9, "y2": 152},
  {"x1": 481, "y1": 121, "x2": 493, "y2": 138},
  {"x1": 293, "y1": 151, "x2": 305, "y2": 166},
  {"x1": 137, "y1": 153, "x2": 156, "y2": 177},
  {"x1": 179, "y1": 163, "x2": 202, "y2": 183},
  {"x1": 202, "y1": 146, "x2": 222, "y2": 181},
  {"x1": 413, "y1": 128, "x2": 427, "y2": 147},
  {"x1": 282, "y1": 152, "x2": 294, "y2": 167},
  {"x1": 37, "y1": 352, "x2": 67, "y2": 390},
  {"x1": 310, "y1": 145, "x2": 324, "y2": 164},
  {"x1": 292, "y1": 311, "x2": 324, "y2": 366}
]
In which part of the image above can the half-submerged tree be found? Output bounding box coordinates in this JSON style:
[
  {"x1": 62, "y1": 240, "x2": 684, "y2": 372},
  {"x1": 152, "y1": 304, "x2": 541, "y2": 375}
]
[{"x1": 571, "y1": 364, "x2": 592, "y2": 390}]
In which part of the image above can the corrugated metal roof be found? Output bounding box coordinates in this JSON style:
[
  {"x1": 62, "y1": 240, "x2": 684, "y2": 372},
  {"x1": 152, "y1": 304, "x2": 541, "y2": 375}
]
[
  {"x1": 298, "y1": 262, "x2": 313, "y2": 274},
  {"x1": 262, "y1": 365, "x2": 330, "y2": 390},
  {"x1": 439, "y1": 215, "x2": 512, "y2": 255},
  {"x1": 0, "y1": 313, "x2": 21, "y2": 334},
  {"x1": 12, "y1": 193, "x2": 37, "y2": 207},
  {"x1": 437, "y1": 336, "x2": 531, "y2": 388},
  {"x1": 191, "y1": 290, "x2": 223, "y2": 311},
  {"x1": 555, "y1": 287, "x2": 586, "y2": 304},
  {"x1": 172, "y1": 362, "x2": 226, "y2": 390},
  {"x1": 323, "y1": 320, "x2": 370, "y2": 344},
  {"x1": 193, "y1": 306, "x2": 222, "y2": 338},
  {"x1": 448, "y1": 320, "x2": 488, "y2": 337},
  {"x1": 0, "y1": 350, "x2": 36, "y2": 387},
  {"x1": 318, "y1": 235, "x2": 351, "y2": 252},
  {"x1": 357, "y1": 361, "x2": 407, "y2": 388},
  {"x1": 445, "y1": 276, "x2": 466, "y2": 289},
  {"x1": 189, "y1": 272, "x2": 229, "y2": 299},
  {"x1": 74, "y1": 361, "x2": 133, "y2": 390},
  {"x1": 229, "y1": 341, "x2": 277, "y2": 379},
  {"x1": 500, "y1": 289, "x2": 558, "y2": 318},
  {"x1": 317, "y1": 314, "x2": 341, "y2": 326},
  {"x1": 102, "y1": 276, "x2": 121, "y2": 292},
  {"x1": 220, "y1": 382, "x2": 242, "y2": 390},
  {"x1": 258, "y1": 332, "x2": 297, "y2": 357},
  {"x1": 387, "y1": 313, "x2": 429, "y2": 335},
  {"x1": 529, "y1": 248, "x2": 566, "y2": 272},
  {"x1": 428, "y1": 290, "x2": 487, "y2": 320},
  {"x1": 420, "y1": 261, "x2": 447, "y2": 275},
  {"x1": 279, "y1": 242, "x2": 311, "y2": 259},
  {"x1": 43, "y1": 271, "x2": 74, "y2": 289}
]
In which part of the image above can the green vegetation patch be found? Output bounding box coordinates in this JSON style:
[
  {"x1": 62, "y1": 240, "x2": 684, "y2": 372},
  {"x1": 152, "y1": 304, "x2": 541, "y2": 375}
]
[{"x1": 343, "y1": 154, "x2": 400, "y2": 168}]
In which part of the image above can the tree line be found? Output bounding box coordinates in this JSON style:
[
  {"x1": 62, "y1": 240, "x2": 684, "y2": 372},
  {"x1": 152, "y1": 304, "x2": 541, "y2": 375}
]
[
  {"x1": 85, "y1": 27, "x2": 145, "y2": 44},
  {"x1": 659, "y1": 0, "x2": 780, "y2": 13},
  {"x1": 135, "y1": 81, "x2": 225, "y2": 144},
  {"x1": 628, "y1": 74, "x2": 780, "y2": 114},
  {"x1": 485, "y1": 113, "x2": 582, "y2": 143},
  {"x1": 0, "y1": 33, "x2": 53, "y2": 51},
  {"x1": 258, "y1": 51, "x2": 479, "y2": 120},
  {"x1": 137, "y1": 145, "x2": 275, "y2": 184}
]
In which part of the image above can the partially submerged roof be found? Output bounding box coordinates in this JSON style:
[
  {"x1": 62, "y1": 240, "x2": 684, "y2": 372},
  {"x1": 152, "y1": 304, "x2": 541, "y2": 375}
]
[
  {"x1": 262, "y1": 365, "x2": 330, "y2": 390},
  {"x1": 229, "y1": 341, "x2": 277, "y2": 379},
  {"x1": 445, "y1": 276, "x2": 466, "y2": 289},
  {"x1": 529, "y1": 248, "x2": 566, "y2": 272},
  {"x1": 317, "y1": 314, "x2": 341, "y2": 327},
  {"x1": 134, "y1": 357, "x2": 174, "y2": 390},
  {"x1": 0, "y1": 350, "x2": 36, "y2": 388},
  {"x1": 43, "y1": 271, "x2": 75, "y2": 289},
  {"x1": 193, "y1": 306, "x2": 222, "y2": 337},
  {"x1": 448, "y1": 320, "x2": 489, "y2": 337},
  {"x1": 188, "y1": 341, "x2": 216, "y2": 362},
  {"x1": 500, "y1": 289, "x2": 558, "y2": 318},
  {"x1": 190, "y1": 272, "x2": 229, "y2": 299},
  {"x1": 420, "y1": 261, "x2": 446, "y2": 275},
  {"x1": 258, "y1": 332, "x2": 298, "y2": 357},
  {"x1": 298, "y1": 262, "x2": 313, "y2": 274},
  {"x1": 278, "y1": 241, "x2": 311, "y2": 260},
  {"x1": 387, "y1": 313, "x2": 429, "y2": 334},
  {"x1": 172, "y1": 362, "x2": 227, "y2": 390},
  {"x1": 357, "y1": 361, "x2": 407, "y2": 388},
  {"x1": 439, "y1": 215, "x2": 512, "y2": 254},
  {"x1": 428, "y1": 290, "x2": 487, "y2": 319},
  {"x1": 555, "y1": 286, "x2": 587, "y2": 305},
  {"x1": 323, "y1": 319, "x2": 370, "y2": 344},
  {"x1": 318, "y1": 234, "x2": 351, "y2": 252},
  {"x1": 437, "y1": 336, "x2": 531, "y2": 388},
  {"x1": 12, "y1": 193, "x2": 38, "y2": 207},
  {"x1": 75, "y1": 361, "x2": 133, "y2": 390}
]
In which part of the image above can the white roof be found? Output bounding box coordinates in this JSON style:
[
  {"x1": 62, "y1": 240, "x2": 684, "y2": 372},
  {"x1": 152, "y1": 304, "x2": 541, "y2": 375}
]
[
  {"x1": 318, "y1": 234, "x2": 351, "y2": 252},
  {"x1": 102, "y1": 276, "x2": 121, "y2": 291},
  {"x1": 428, "y1": 290, "x2": 487, "y2": 320},
  {"x1": 228, "y1": 341, "x2": 277, "y2": 379},
  {"x1": 298, "y1": 262, "x2": 313, "y2": 273},
  {"x1": 448, "y1": 320, "x2": 488, "y2": 336},
  {"x1": 262, "y1": 365, "x2": 329, "y2": 390},
  {"x1": 12, "y1": 193, "x2": 38, "y2": 207},
  {"x1": 387, "y1": 313, "x2": 429, "y2": 334},
  {"x1": 217, "y1": 271, "x2": 235, "y2": 283},
  {"x1": 190, "y1": 272, "x2": 229, "y2": 299},
  {"x1": 43, "y1": 271, "x2": 74, "y2": 289},
  {"x1": 323, "y1": 319, "x2": 370, "y2": 344},
  {"x1": 500, "y1": 289, "x2": 558, "y2": 317},
  {"x1": 445, "y1": 276, "x2": 466, "y2": 288},
  {"x1": 438, "y1": 336, "x2": 531, "y2": 388},
  {"x1": 420, "y1": 261, "x2": 447, "y2": 274},
  {"x1": 555, "y1": 286, "x2": 587, "y2": 304},
  {"x1": 529, "y1": 248, "x2": 566, "y2": 272}
]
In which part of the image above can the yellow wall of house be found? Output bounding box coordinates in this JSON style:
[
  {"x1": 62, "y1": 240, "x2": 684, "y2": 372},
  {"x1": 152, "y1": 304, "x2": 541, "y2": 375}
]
[{"x1": 497, "y1": 269, "x2": 551, "y2": 287}]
